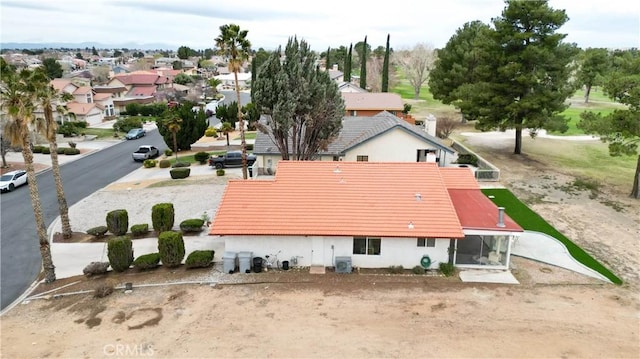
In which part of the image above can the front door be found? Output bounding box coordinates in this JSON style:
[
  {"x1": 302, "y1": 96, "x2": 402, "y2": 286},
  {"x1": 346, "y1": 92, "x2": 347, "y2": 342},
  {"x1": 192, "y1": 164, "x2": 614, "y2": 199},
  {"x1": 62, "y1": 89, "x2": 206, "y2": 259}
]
[{"x1": 311, "y1": 236, "x2": 325, "y2": 266}]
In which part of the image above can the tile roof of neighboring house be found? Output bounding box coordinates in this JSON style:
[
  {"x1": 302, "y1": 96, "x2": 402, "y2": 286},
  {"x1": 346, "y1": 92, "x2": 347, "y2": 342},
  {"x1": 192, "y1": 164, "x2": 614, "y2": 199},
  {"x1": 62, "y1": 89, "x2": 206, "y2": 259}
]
[
  {"x1": 113, "y1": 71, "x2": 171, "y2": 86},
  {"x1": 254, "y1": 112, "x2": 453, "y2": 156},
  {"x1": 93, "y1": 93, "x2": 112, "y2": 101},
  {"x1": 128, "y1": 86, "x2": 156, "y2": 97},
  {"x1": 342, "y1": 92, "x2": 404, "y2": 111},
  {"x1": 93, "y1": 85, "x2": 127, "y2": 93},
  {"x1": 50, "y1": 78, "x2": 75, "y2": 92},
  {"x1": 211, "y1": 161, "x2": 465, "y2": 238},
  {"x1": 73, "y1": 86, "x2": 93, "y2": 95},
  {"x1": 337, "y1": 82, "x2": 367, "y2": 93},
  {"x1": 328, "y1": 69, "x2": 343, "y2": 80},
  {"x1": 66, "y1": 102, "x2": 101, "y2": 116}
]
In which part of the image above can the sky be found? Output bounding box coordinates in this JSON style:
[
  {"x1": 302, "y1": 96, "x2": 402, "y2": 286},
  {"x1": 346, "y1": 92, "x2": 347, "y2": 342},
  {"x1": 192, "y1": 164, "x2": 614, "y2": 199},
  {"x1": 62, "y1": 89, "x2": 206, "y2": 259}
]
[{"x1": 1, "y1": 0, "x2": 638, "y2": 51}]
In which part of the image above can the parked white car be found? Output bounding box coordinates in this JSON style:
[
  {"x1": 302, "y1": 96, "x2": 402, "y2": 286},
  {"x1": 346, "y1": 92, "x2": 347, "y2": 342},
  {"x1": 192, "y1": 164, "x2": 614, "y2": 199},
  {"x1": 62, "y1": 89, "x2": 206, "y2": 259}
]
[{"x1": 0, "y1": 170, "x2": 28, "y2": 193}]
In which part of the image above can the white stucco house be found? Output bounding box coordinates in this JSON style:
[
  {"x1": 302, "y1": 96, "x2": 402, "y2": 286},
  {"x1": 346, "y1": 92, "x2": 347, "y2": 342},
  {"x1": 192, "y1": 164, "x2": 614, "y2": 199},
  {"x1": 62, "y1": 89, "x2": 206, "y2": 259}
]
[
  {"x1": 210, "y1": 161, "x2": 523, "y2": 272},
  {"x1": 253, "y1": 111, "x2": 455, "y2": 175}
]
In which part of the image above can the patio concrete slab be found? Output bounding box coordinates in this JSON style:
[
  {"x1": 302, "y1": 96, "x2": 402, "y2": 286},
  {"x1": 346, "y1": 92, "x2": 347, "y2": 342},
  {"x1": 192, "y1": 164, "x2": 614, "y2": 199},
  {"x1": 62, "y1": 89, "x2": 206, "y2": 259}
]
[
  {"x1": 459, "y1": 269, "x2": 520, "y2": 284},
  {"x1": 511, "y1": 230, "x2": 610, "y2": 283}
]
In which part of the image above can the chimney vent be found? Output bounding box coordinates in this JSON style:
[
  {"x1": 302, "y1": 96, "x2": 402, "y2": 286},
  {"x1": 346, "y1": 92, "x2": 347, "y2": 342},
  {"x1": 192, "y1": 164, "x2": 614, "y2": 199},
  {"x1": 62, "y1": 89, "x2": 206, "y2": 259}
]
[{"x1": 497, "y1": 207, "x2": 506, "y2": 227}]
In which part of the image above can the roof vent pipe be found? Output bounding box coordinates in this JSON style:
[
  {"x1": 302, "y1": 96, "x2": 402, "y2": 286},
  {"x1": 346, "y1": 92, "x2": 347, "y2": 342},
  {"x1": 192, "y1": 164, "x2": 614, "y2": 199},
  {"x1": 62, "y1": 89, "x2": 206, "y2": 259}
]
[{"x1": 497, "y1": 207, "x2": 506, "y2": 228}]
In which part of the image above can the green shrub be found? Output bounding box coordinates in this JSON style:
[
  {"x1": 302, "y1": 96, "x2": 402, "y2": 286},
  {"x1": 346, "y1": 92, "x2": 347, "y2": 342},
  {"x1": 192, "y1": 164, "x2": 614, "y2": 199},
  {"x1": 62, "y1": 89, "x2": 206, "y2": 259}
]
[
  {"x1": 32, "y1": 145, "x2": 45, "y2": 153},
  {"x1": 130, "y1": 223, "x2": 149, "y2": 237},
  {"x1": 133, "y1": 253, "x2": 161, "y2": 270},
  {"x1": 87, "y1": 225, "x2": 108, "y2": 238},
  {"x1": 57, "y1": 122, "x2": 80, "y2": 137},
  {"x1": 216, "y1": 169, "x2": 225, "y2": 176},
  {"x1": 246, "y1": 143, "x2": 254, "y2": 151},
  {"x1": 204, "y1": 128, "x2": 217, "y2": 137},
  {"x1": 113, "y1": 116, "x2": 143, "y2": 133},
  {"x1": 107, "y1": 236, "x2": 134, "y2": 272},
  {"x1": 158, "y1": 159, "x2": 171, "y2": 168},
  {"x1": 56, "y1": 147, "x2": 68, "y2": 154},
  {"x1": 170, "y1": 167, "x2": 190, "y2": 179},
  {"x1": 164, "y1": 149, "x2": 173, "y2": 157},
  {"x1": 388, "y1": 265, "x2": 404, "y2": 274},
  {"x1": 439, "y1": 262, "x2": 456, "y2": 277},
  {"x1": 456, "y1": 153, "x2": 478, "y2": 167},
  {"x1": 180, "y1": 218, "x2": 205, "y2": 232},
  {"x1": 185, "y1": 250, "x2": 215, "y2": 269},
  {"x1": 412, "y1": 265, "x2": 426, "y2": 275},
  {"x1": 41, "y1": 147, "x2": 51, "y2": 154},
  {"x1": 152, "y1": 203, "x2": 174, "y2": 232},
  {"x1": 194, "y1": 152, "x2": 209, "y2": 164},
  {"x1": 106, "y1": 209, "x2": 129, "y2": 236},
  {"x1": 64, "y1": 148, "x2": 80, "y2": 155},
  {"x1": 143, "y1": 159, "x2": 157, "y2": 168},
  {"x1": 158, "y1": 231, "x2": 185, "y2": 268},
  {"x1": 171, "y1": 161, "x2": 191, "y2": 168}
]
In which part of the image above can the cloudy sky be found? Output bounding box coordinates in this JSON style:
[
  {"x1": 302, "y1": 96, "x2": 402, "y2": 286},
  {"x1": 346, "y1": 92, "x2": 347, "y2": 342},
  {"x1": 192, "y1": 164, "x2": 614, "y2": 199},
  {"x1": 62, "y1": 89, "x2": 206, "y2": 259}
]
[{"x1": 1, "y1": 0, "x2": 638, "y2": 50}]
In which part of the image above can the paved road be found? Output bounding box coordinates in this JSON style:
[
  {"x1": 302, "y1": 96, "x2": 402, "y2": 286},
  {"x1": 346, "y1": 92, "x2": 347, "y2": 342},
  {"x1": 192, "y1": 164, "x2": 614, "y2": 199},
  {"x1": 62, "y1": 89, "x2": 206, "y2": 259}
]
[{"x1": 0, "y1": 129, "x2": 167, "y2": 310}]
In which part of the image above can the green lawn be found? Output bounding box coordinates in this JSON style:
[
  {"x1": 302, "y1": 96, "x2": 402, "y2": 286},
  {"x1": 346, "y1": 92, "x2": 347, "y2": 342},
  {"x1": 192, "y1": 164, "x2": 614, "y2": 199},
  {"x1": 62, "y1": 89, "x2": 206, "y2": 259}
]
[
  {"x1": 233, "y1": 131, "x2": 257, "y2": 140},
  {"x1": 481, "y1": 188, "x2": 622, "y2": 284},
  {"x1": 552, "y1": 106, "x2": 618, "y2": 135},
  {"x1": 168, "y1": 151, "x2": 225, "y2": 165},
  {"x1": 82, "y1": 128, "x2": 124, "y2": 140}
]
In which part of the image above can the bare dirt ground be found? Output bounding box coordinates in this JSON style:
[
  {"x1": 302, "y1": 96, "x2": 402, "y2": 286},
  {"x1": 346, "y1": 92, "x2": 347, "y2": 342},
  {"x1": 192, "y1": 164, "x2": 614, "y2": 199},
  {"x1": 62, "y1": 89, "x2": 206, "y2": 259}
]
[{"x1": 1, "y1": 131, "x2": 639, "y2": 358}]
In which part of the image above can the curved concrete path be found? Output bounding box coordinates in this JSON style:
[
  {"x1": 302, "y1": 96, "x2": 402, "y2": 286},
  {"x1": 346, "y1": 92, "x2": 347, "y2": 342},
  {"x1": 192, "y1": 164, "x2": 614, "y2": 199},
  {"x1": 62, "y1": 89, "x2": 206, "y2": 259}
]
[{"x1": 511, "y1": 230, "x2": 611, "y2": 283}]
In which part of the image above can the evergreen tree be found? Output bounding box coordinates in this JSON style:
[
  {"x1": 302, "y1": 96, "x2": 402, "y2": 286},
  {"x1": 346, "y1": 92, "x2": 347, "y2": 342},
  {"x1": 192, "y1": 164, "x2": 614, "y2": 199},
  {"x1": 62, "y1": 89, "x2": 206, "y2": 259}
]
[
  {"x1": 253, "y1": 37, "x2": 345, "y2": 160},
  {"x1": 359, "y1": 36, "x2": 367, "y2": 90},
  {"x1": 42, "y1": 58, "x2": 63, "y2": 79},
  {"x1": 381, "y1": 34, "x2": 390, "y2": 92},
  {"x1": 157, "y1": 101, "x2": 208, "y2": 151},
  {"x1": 326, "y1": 46, "x2": 331, "y2": 70},
  {"x1": 344, "y1": 44, "x2": 352, "y2": 82}
]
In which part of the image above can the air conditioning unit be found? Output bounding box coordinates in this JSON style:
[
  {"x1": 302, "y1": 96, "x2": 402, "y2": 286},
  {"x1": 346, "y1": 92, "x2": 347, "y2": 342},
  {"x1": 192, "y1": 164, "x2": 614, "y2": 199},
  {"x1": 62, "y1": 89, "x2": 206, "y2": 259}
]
[{"x1": 334, "y1": 256, "x2": 352, "y2": 273}]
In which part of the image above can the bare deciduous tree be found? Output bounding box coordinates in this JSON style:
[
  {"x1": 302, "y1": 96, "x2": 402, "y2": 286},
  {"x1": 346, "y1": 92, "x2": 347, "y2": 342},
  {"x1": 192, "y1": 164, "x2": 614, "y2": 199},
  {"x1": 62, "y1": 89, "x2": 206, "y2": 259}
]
[
  {"x1": 436, "y1": 117, "x2": 457, "y2": 139},
  {"x1": 394, "y1": 43, "x2": 436, "y2": 99}
]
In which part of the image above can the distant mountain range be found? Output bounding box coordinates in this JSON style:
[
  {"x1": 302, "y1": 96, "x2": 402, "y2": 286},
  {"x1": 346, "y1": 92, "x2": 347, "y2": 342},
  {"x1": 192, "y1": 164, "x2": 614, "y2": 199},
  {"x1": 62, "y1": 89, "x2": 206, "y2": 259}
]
[{"x1": 1, "y1": 42, "x2": 178, "y2": 51}]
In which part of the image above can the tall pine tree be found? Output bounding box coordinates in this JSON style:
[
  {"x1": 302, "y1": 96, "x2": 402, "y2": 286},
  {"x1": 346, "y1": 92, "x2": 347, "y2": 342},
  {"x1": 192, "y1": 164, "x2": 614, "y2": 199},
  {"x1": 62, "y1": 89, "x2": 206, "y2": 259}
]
[
  {"x1": 359, "y1": 36, "x2": 367, "y2": 90},
  {"x1": 344, "y1": 44, "x2": 352, "y2": 82},
  {"x1": 326, "y1": 46, "x2": 331, "y2": 70},
  {"x1": 381, "y1": 34, "x2": 390, "y2": 92}
]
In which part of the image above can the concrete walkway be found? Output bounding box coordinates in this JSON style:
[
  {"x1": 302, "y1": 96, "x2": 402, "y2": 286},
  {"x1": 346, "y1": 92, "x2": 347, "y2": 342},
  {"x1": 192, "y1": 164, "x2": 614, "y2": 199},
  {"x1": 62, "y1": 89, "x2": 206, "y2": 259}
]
[{"x1": 511, "y1": 230, "x2": 611, "y2": 282}]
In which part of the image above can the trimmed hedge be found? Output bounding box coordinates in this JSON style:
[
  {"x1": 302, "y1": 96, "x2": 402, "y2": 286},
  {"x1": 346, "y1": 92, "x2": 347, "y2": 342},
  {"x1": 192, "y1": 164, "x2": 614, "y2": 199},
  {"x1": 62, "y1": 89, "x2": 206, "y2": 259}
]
[
  {"x1": 158, "y1": 231, "x2": 185, "y2": 268},
  {"x1": 171, "y1": 162, "x2": 191, "y2": 168},
  {"x1": 42, "y1": 147, "x2": 51, "y2": 154},
  {"x1": 170, "y1": 167, "x2": 190, "y2": 179},
  {"x1": 152, "y1": 203, "x2": 174, "y2": 232},
  {"x1": 456, "y1": 153, "x2": 478, "y2": 167},
  {"x1": 164, "y1": 149, "x2": 173, "y2": 157},
  {"x1": 130, "y1": 223, "x2": 149, "y2": 237},
  {"x1": 185, "y1": 250, "x2": 215, "y2": 269},
  {"x1": 106, "y1": 209, "x2": 129, "y2": 236},
  {"x1": 107, "y1": 236, "x2": 134, "y2": 272},
  {"x1": 205, "y1": 128, "x2": 217, "y2": 137},
  {"x1": 158, "y1": 159, "x2": 171, "y2": 168},
  {"x1": 180, "y1": 218, "x2": 204, "y2": 233},
  {"x1": 143, "y1": 159, "x2": 157, "y2": 168},
  {"x1": 194, "y1": 152, "x2": 209, "y2": 164},
  {"x1": 216, "y1": 169, "x2": 225, "y2": 176},
  {"x1": 64, "y1": 148, "x2": 80, "y2": 155},
  {"x1": 32, "y1": 145, "x2": 45, "y2": 153},
  {"x1": 133, "y1": 253, "x2": 161, "y2": 270},
  {"x1": 87, "y1": 225, "x2": 108, "y2": 238}
]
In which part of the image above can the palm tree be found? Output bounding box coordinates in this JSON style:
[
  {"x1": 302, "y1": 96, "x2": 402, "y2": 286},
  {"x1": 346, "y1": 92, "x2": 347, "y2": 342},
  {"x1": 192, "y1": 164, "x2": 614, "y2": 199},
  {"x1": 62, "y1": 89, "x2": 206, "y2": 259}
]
[
  {"x1": 215, "y1": 24, "x2": 251, "y2": 179},
  {"x1": 166, "y1": 117, "x2": 182, "y2": 162},
  {"x1": 32, "y1": 68, "x2": 75, "y2": 239},
  {"x1": 0, "y1": 59, "x2": 56, "y2": 283},
  {"x1": 220, "y1": 121, "x2": 233, "y2": 146}
]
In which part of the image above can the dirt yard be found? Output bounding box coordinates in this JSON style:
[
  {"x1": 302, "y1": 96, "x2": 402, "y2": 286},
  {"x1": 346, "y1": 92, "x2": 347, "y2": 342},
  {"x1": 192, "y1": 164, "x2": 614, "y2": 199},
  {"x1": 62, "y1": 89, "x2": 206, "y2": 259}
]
[{"x1": 1, "y1": 130, "x2": 639, "y2": 358}]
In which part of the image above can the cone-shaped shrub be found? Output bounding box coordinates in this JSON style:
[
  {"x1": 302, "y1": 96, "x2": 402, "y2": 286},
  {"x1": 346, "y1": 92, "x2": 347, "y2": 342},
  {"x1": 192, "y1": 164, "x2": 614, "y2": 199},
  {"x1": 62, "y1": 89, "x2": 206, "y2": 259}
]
[
  {"x1": 107, "y1": 236, "x2": 134, "y2": 272},
  {"x1": 106, "y1": 209, "x2": 129, "y2": 236},
  {"x1": 152, "y1": 203, "x2": 174, "y2": 232},
  {"x1": 158, "y1": 231, "x2": 185, "y2": 268}
]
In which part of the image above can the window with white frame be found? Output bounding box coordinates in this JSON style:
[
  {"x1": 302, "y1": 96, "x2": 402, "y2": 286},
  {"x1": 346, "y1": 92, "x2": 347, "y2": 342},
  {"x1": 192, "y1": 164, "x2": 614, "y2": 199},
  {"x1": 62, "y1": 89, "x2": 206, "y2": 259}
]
[
  {"x1": 353, "y1": 237, "x2": 381, "y2": 255},
  {"x1": 417, "y1": 238, "x2": 436, "y2": 247}
]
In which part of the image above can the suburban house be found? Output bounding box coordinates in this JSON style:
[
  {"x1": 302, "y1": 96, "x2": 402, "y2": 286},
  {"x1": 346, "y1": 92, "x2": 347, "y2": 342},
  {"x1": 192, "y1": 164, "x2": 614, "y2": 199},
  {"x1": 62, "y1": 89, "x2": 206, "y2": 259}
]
[
  {"x1": 327, "y1": 64, "x2": 343, "y2": 83},
  {"x1": 341, "y1": 92, "x2": 415, "y2": 124},
  {"x1": 337, "y1": 82, "x2": 367, "y2": 93},
  {"x1": 214, "y1": 72, "x2": 251, "y2": 90},
  {"x1": 101, "y1": 71, "x2": 171, "y2": 114},
  {"x1": 210, "y1": 161, "x2": 523, "y2": 271},
  {"x1": 46, "y1": 78, "x2": 110, "y2": 125},
  {"x1": 253, "y1": 111, "x2": 454, "y2": 175}
]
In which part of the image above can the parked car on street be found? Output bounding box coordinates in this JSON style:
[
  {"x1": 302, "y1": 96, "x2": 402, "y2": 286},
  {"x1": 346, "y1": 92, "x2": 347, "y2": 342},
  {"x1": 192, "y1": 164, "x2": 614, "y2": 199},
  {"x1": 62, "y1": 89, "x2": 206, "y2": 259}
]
[
  {"x1": 0, "y1": 170, "x2": 28, "y2": 193},
  {"x1": 125, "y1": 128, "x2": 146, "y2": 140},
  {"x1": 132, "y1": 145, "x2": 159, "y2": 162},
  {"x1": 208, "y1": 151, "x2": 256, "y2": 169}
]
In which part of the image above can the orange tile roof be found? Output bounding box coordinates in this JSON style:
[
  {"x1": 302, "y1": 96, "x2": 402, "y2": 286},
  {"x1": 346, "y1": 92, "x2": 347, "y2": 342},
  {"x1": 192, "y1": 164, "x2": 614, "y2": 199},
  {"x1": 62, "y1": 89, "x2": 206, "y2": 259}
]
[
  {"x1": 439, "y1": 168, "x2": 480, "y2": 189},
  {"x1": 50, "y1": 78, "x2": 74, "y2": 92},
  {"x1": 211, "y1": 161, "x2": 465, "y2": 238},
  {"x1": 448, "y1": 190, "x2": 522, "y2": 232},
  {"x1": 66, "y1": 102, "x2": 99, "y2": 115},
  {"x1": 342, "y1": 92, "x2": 404, "y2": 111},
  {"x1": 73, "y1": 86, "x2": 92, "y2": 95}
]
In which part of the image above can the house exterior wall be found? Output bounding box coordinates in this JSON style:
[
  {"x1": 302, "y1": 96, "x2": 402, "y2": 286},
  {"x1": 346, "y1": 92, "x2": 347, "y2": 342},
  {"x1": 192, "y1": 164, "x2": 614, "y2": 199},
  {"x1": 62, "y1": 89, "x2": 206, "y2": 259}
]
[
  {"x1": 83, "y1": 108, "x2": 104, "y2": 126},
  {"x1": 343, "y1": 128, "x2": 439, "y2": 162},
  {"x1": 221, "y1": 235, "x2": 450, "y2": 269}
]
